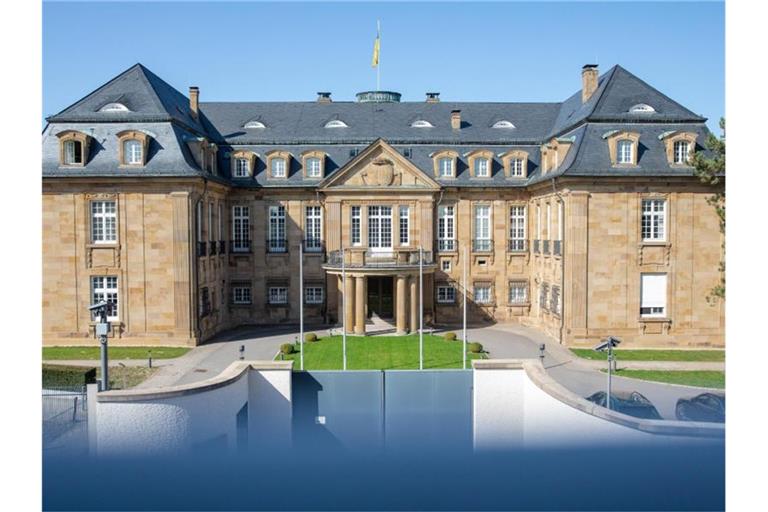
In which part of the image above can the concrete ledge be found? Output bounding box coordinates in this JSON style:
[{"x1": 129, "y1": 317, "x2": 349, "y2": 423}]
[
  {"x1": 519, "y1": 359, "x2": 724, "y2": 438},
  {"x1": 97, "y1": 360, "x2": 293, "y2": 402},
  {"x1": 472, "y1": 359, "x2": 525, "y2": 370}
]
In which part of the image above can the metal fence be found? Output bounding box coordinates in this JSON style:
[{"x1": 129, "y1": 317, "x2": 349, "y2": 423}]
[{"x1": 42, "y1": 386, "x2": 88, "y2": 448}]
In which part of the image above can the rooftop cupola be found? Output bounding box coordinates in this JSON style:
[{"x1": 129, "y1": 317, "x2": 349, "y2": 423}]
[{"x1": 355, "y1": 90, "x2": 401, "y2": 103}]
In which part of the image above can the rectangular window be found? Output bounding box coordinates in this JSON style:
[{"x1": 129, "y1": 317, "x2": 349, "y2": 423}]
[
  {"x1": 474, "y1": 205, "x2": 491, "y2": 251},
  {"x1": 234, "y1": 158, "x2": 250, "y2": 178},
  {"x1": 617, "y1": 140, "x2": 633, "y2": 164},
  {"x1": 305, "y1": 206, "x2": 322, "y2": 252},
  {"x1": 641, "y1": 273, "x2": 667, "y2": 317},
  {"x1": 474, "y1": 284, "x2": 492, "y2": 304},
  {"x1": 474, "y1": 158, "x2": 490, "y2": 177},
  {"x1": 641, "y1": 199, "x2": 667, "y2": 242},
  {"x1": 437, "y1": 285, "x2": 456, "y2": 304},
  {"x1": 438, "y1": 158, "x2": 453, "y2": 177},
  {"x1": 351, "y1": 206, "x2": 361, "y2": 246},
  {"x1": 510, "y1": 158, "x2": 524, "y2": 177},
  {"x1": 232, "y1": 285, "x2": 252, "y2": 305},
  {"x1": 91, "y1": 200, "x2": 117, "y2": 244},
  {"x1": 368, "y1": 205, "x2": 392, "y2": 249},
  {"x1": 509, "y1": 205, "x2": 526, "y2": 251},
  {"x1": 508, "y1": 281, "x2": 528, "y2": 304},
  {"x1": 271, "y1": 158, "x2": 286, "y2": 178},
  {"x1": 232, "y1": 205, "x2": 250, "y2": 252},
  {"x1": 441, "y1": 260, "x2": 451, "y2": 272},
  {"x1": 438, "y1": 205, "x2": 455, "y2": 251},
  {"x1": 64, "y1": 140, "x2": 83, "y2": 165},
  {"x1": 268, "y1": 205, "x2": 287, "y2": 252},
  {"x1": 399, "y1": 206, "x2": 409, "y2": 246},
  {"x1": 674, "y1": 141, "x2": 690, "y2": 164},
  {"x1": 305, "y1": 286, "x2": 324, "y2": 304},
  {"x1": 306, "y1": 158, "x2": 322, "y2": 178},
  {"x1": 268, "y1": 286, "x2": 288, "y2": 305},
  {"x1": 91, "y1": 276, "x2": 118, "y2": 321}
]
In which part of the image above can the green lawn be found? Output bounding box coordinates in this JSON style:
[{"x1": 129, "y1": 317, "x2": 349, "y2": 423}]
[
  {"x1": 96, "y1": 366, "x2": 158, "y2": 390},
  {"x1": 571, "y1": 348, "x2": 724, "y2": 362},
  {"x1": 606, "y1": 369, "x2": 725, "y2": 389},
  {"x1": 43, "y1": 346, "x2": 190, "y2": 361},
  {"x1": 278, "y1": 334, "x2": 484, "y2": 370}
]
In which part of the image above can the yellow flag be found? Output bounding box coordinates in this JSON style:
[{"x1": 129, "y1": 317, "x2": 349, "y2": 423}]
[{"x1": 371, "y1": 32, "x2": 380, "y2": 68}]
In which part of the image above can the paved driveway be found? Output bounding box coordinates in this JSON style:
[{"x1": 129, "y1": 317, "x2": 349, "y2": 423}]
[{"x1": 139, "y1": 322, "x2": 724, "y2": 420}]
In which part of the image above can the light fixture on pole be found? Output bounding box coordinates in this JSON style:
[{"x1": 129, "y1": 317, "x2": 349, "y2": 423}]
[
  {"x1": 593, "y1": 336, "x2": 621, "y2": 410},
  {"x1": 341, "y1": 248, "x2": 347, "y2": 371},
  {"x1": 463, "y1": 246, "x2": 467, "y2": 370},
  {"x1": 419, "y1": 246, "x2": 423, "y2": 370},
  {"x1": 299, "y1": 243, "x2": 304, "y2": 371}
]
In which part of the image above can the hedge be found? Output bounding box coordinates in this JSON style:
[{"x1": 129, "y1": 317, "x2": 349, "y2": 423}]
[
  {"x1": 443, "y1": 332, "x2": 457, "y2": 341},
  {"x1": 42, "y1": 364, "x2": 97, "y2": 389},
  {"x1": 467, "y1": 342, "x2": 484, "y2": 354}
]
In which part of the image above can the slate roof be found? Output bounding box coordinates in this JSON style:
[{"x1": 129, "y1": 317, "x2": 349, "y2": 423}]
[{"x1": 43, "y1": 63, "x2": 714, "y2": 187}]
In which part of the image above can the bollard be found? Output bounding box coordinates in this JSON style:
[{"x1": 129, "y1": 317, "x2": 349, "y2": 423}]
[
  {"x1": 148, "y1": 350, "x2": 153, "y2": 369},
  {"x1": 239, "y1": 345, "x2": 245, "y2": 360},
  {"x1": 72, "y1": 396, "x2": 78, "y2": 422},
  {"x1": 539, "y1": 343, "x2": 546, "y2": 364}
]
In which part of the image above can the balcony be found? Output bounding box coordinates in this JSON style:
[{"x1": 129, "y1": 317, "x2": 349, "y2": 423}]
[
  {"x1": 197, "y1": 241, "x2": 207, "y2": 257},
  {"x1": 303, "y1": 239, "x2": 325, "y2": 255},
  {"x1": 325, "y1": 248, "x2": 435, "y2": 270},
  {"x1": 472, "y1": 239, "x2": 493, "y2": 252},
  {"x1": 553, "y1": 240, "x2": 562, "y2": 257},
  {"x1": 543, "y1": 240, "x2": 550, "y2": 254},
  {"x1": 209, "y1": 241, "x2": 217, "y2": 256},
  {"x1": 219, "y1": 240, "x2": 227, "y2": 254},
  {"x1": 267, "y1": 239, "x2": 288, "y2": 254},
  {"x1": 437, "y1": 239, "x2": 456, "y2": 252},
  {"x1": 508, "y1": 239, "x2": 527, "y2": 253},
  {"x1": 230, "y1": 240, "x2": 251, "y2": 254},
  {"x1": 533, "y1": 239, "x2": 540, "y2": 254}
]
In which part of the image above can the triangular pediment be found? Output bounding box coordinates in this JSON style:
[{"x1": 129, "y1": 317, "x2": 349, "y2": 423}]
[{"x1": 320, "y1": 139, "x2": 441, "y2": 190}]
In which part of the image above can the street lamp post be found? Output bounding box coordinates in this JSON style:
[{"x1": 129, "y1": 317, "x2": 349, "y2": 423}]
[
  {"x1": 341, "y1": 248, "x2": 347, "y2": 371},
  {"x1": 299, "y1": 243, "x2": 304, "y2": 371},
  {"x1": 419, "y1": 246, "x2": 424, "y2": 370},
  {"x1": 463, "y1": 246, "x2": 467, "y2": 370}
]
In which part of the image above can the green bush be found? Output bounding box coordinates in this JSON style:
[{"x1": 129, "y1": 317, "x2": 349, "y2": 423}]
[
  {"x1": 443, "y1": 332, "x2": 457, "y2": 341},
  {"x1": 42, "y1": 364, "x2": 97, "y2": 389},
  {"x1": 280, "y1": 343, "x2": 294, "y2": 355},
  {"x1": 305, "y1": 333, "x2": 318, "y2": 343},
  {"x1": 467, "y1": 342, "x2": 484, "y2": 354}
]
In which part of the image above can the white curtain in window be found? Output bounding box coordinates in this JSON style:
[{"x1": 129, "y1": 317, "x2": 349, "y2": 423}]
[{"x1": 641, "y1": 274, "x2": 667, "y2": 309}]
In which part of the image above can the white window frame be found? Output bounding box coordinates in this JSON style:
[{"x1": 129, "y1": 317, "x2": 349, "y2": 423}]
[
  {"x1": 474, "y1": 158, "x2": 490, "y2": 177},
  {"x1": 508, "y1": 281, "x2": 528, "y2": 304},
  {"x1": 367, "y1": 205, "x2": 392, "y2": 250},
  {"x1": 351, "y1": 206, "x2": 361, "y2": 246},
  {"x1": 399, "y1": 206, "x2": 409, "y2": 246},
  {"x1": 438, "y1": 205, "x2": 455, "y2": 251},
  {"x1": 510, "y1": 158, "x2": 524, "y2": 177},
  {"x1": 271, "y1": 157, "x2": 287, "y2": 178},
  {"x1": 640, "y1": 273, "x2": 667, "y2": 318},
  {"x1": 441, "y1": 260, "x2": 452, "y2": 272},
  {"x1": 474, "y1": 205, "x2": 491, "y2": 251},
  {"x1": 474, "y1": 284, "x2": 492, "y2": 305},
  {"x1": 673, "y1": 140, "x2": 690, "y2": 164},
  {"x1": 437, "y1": 285, "x2": 456, "y2": 304},
  {"x1": 268, "y1": 286, "x2": 288, "y2": 305},
  {"x1": 63, "y1": 139, "x2": 82, "y2": 165},
  {"x1": 306, "y1": 157, "x2": 322, "y2": 178},
  {"x1": 91, "y1": 200, "x2": 117, "y2": 244},
  {"x1": 617, "y1": 139, "x2": 633, "y2": 164},
  {"x1": 268, "y1": 205, "x2": 287, "y2": 252},
  {"x1": 232, "y1": 285, "x2": 252, "y2": 305},
  {"x1": 123, "y1": 139, "x2": 143, "y2": 165},
  {"x1": 234, "y1": 158, "x2": 250, "y2": 178},
  {"x1": 305, "y1": 286, "x2": 324, "y2": 304},
  {"x1": 232, "y1": 205, "x2": 250, "y2": 252},
  {"x1": 641, "y1": 199, "x2": 667, "y2": 242},
  {"x1": 509, "y1": 205, "x2": 526, "y2": 251},
  {"x1": 438, "y1": 157, "x2": 454, "y2": 178},
  {"x1": 305, "y1": 206, "x2": 322, "y2": 252},
  {"x1": 91, "y1": 276, "x2": 119, "y2": 321}
]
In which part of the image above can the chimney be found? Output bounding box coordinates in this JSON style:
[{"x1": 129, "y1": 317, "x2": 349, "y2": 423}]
[
  {"x1": 581, "y1": 64, "x2": 598, "y2": 103},
  {"x1": 451, "y1": 109, "x2": 461, "y2": 130},
  {"x1": 426, "y1": 92, "x2": 440, "y2": 103},
  {"x1": 189, "y1": 86, "x2": 199, "y2": 120},
  {"x1": 317, "y1": 92, "x2": 332, "y2": 104}
]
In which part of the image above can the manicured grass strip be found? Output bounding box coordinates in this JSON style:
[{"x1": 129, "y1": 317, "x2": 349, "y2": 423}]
[
  {"x1": 279, "y1": 334, "x2": 484, "y2": 370},
  {"x1": 96, "y1": 367, "x2": 158, "y2": 390},
  {"x1": 605, "y1": 369, "x2": 725, "y2": 389},
  {"x1": 571, "y1": 348, "x2": 724, "y2": 362},
  {"x1": 43, "y1": 346, "x2": 191, "y2": 361}
]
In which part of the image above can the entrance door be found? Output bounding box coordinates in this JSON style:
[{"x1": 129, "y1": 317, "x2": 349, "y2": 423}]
[{"x1": 367, "y1": 276, "x2": 394, "y2": 318}]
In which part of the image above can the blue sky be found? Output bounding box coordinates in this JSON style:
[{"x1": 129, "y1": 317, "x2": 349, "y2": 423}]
[{"x1": 43, "y1": 1, "x2": 724, "y2": 131}]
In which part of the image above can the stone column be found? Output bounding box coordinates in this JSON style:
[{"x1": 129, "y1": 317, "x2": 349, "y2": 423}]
[
  {"x1": 354, "y1": 275, "x2": 366, "y2": 335},
  {"x1": 396, "y1": 275, "x2": 408, "y2": 335},
  {"x1": 410, "y1": 275, "x2": 418, "y2": 334},
  {"x1": 344, "y1": 274, "x2": 355, "y2": 335}
]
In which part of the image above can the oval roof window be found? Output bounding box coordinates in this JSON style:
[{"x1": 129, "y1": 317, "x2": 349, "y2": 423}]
[
  {"x1": 243, "y1": 120, "x2": 266, "y2": 129},
  {"x1": 492, "y1": 120, "x2": 515, "y2": 129},
  {"x1": 411, "y1": 120, "x2": 434, "y2": 128},
  {"x1": 325, "y1": 119, "x2": 348, "y2": 128},
  {"x1": 99, "y1": 102, "x2": 130, "y2": 112},
  {"x1": 629, "y1": 103, "x2": 656, "y2": 114}
]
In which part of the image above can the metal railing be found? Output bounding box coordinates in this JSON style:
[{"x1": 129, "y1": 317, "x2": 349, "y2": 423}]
[
  {"x1": 197, "y1": 241, "x2": 207, "y2": 257},
  {"x1": 553, "y1": 240, "x2": 562, "y2": 256},
  {"x1": 303, "y1": 239, "x2": 325, "y2": 254},
  {"x1": 267, "y1": 239, "x2": 288, "y2": 253},
  {"x1": 230, "y1": 239, "x2": 251, "y2": 254},
  {"x1": 472, "y1": 239, "x2": 493, "y2": 252},
  {"x1": 326, "y1": 248, "x2": 434, "y2": 268},
  {"x1": 508, "y1": 239, "x2": 527, "y2": 252},
  {"x1": 437, "y1": 239, "x2": 456, "y2": 252},
  {"x1": 43, "y1": 386, "x2": 88, "y2": 446}
]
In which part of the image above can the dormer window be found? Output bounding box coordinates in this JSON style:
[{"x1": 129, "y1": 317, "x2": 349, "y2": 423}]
[
  {"x1": 123, "y1": 139, "x2": 143, "y2": 165},
  {"x1": 492, "y1": 120, "x2": 515, "y2": 129},
  {"x1": 230, "y1": 150, "x2": 257, "y2": 178},
  {"x1": 266, "y1": 151, "x2": 291, "y2": 179},
  {"x1": 439, "y1": 158, "x2": 453, "y2": 177},
  {"x1": 431, "y1": 150, "x2": 458, "y2": 179},
  {"x1": 629, "y1": 103, "x2": 656, "y2": 114},
  {"x1": 243, "y1": 120, "x2": 266, "y2": 129},
  {"x1": 272, "y1": 158, "x2": 286, "y2": 177},
  {"x1": 57, "y1": 130, "x2": 91, "y2": 167},
  {"x1": 500, "y1": 150, "x2": 529, "y2": 179},
  {"x1": 99, "y1": 102, "x2": 130, "y2": 112},
  {"x1": 306, "y1": 158, "x2": 322, "y2": 177},
  {"x1": 64, "y1": 140, "x2": 83, "y2": 165},
  {"x1": 234, "y1": 158, "x2": 250, "y2": 177},
  {"x1": 474, "y1": 158, "x2": 490, "y2": 177},
  {"x1": 466, "y1": 150, "x2": 495, "y2": 178},
  {"x1": 301, "y1": 150, "x2": 326, "y2": 179},
  {"x1": 411, "y1": 120, "x2": 433, "y2": 128},
  {"x1": 674, "y1": 140, "x2": 691, "y2": 164},
  {"x1": 617, "y1": 139, "x2": 634, "y2": 164},
  {"x1": 324, "y1": 119, "x2": 348, "y2": 128}
]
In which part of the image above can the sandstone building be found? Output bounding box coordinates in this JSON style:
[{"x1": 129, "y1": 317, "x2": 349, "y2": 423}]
[{"x1": 42, "y1": 63, "x2": 724, "y2": 348}]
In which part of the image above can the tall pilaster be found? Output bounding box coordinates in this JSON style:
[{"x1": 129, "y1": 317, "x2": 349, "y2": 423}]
[
  {"x1": 344, "y1": 274, "x2": 355, "y2": 335},
  {"x1": 354, "y1": 275, "x2": 366, "y2": 335},
  {"x1": 396, "y1": 275, "x2": 408, "y2": 335},
  {"x1": 409, "y1": 275, "x2": 418, "y2": 334}
]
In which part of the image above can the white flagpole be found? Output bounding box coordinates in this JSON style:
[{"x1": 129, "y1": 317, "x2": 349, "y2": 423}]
[
  {"x1": 419, "y1": 246, "x2": 423, "y2": 370},
  {"x1": 342, "y1": 248, "x2": 347, "y2": 371},
  {"x1": 463, "y1": 246, "x2": 467, "y2": 370},
  {"x1": 299, "y1": 243, "x2": 304, "y2": 371}
]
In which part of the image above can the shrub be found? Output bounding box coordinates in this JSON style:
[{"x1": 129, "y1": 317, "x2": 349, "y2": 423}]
[
  {"x1": 305, "y1": 333, "x2": 318, "y2": 343},
  {"x1": 42, "y1": 364, "x2": 97, "y2": 389},
  {"x1": 467, "y1": 342, "x2": 484, "y2": 354},
  {"x1": 280, "y1": 343, "x2": 294, "y2": 355},
  {"x1": 443, "y1": 332, "x2": 457, "y2": 341}
]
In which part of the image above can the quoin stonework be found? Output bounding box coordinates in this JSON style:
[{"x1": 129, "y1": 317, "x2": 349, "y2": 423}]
[{"x1": 42, "y1": 63, "x2": 724, "y2": 348}]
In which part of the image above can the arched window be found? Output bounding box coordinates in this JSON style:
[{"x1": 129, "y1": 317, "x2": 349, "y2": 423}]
[
  {"x1": 617, "y1": 139, "x2": 634, "y2": 164},
  {"x1": 99, "y1": 102, "x2": 130, "y2": 112},
  {"x1": 629, "y1": 103, "x2": 656, "y2": 114},
  {"x1": 243, "y1": 120, "x2": 266, "y2": 129},
  {"x1": 123, "y1": 139, "x2": 143, "y2": 165},
  {"x1": 324, "y1": 119, "x2": 348, "y2": 128},
  {"x1": 673, "y1": 140, "x2": 690, "y2": 164},
  {"x1": 492, "y1": 120, "x2": 515, "y2": 129},
  {"x1": 411, "y1": 120, "x2": 434, "y2": 128}
]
